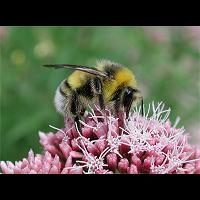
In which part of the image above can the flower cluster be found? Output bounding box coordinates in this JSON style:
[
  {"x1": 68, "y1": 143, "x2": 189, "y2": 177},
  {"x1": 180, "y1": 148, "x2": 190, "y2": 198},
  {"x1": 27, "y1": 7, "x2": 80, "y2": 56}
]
[{"x1": 1, "y1": 102, "x2": 200, "y2": 174}]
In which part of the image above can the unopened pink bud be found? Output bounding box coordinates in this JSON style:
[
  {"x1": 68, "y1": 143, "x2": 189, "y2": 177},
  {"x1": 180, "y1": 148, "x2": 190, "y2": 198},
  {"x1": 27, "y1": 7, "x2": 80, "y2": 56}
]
[
  {"x1": 71, "y1": 139, "x2": 80, "y2": 151},
  {"x1": 82, "y1": 127, "x2": 93, "y2": 138},
  {"x1": 59, "y1": 142, "x2": 72, "y2": 159},
  {"x1": 128, "y1": 164, "x2": 138, "y2": 174},
  {"x1": 70, "y1": 151, "x2": 83, "y2": 159},
  {"x1": 118, "y1": 158, "x2": 129, "y2": 173},
  {"x1": 87, "y1": 143, "x2": 100, "y2": 156},
  {"x1": 69, "y1": 167, "x2": 83, "y2": 174},
  {"x1": 95, "y1": 140, "x2": 107, "y2": 152},
  {"x1": 106, "y1": 153, "x2": 118, "y2": 171},
  {"x1": 143, "y1": 156, "x2": 151, "y2": 171},
  {"x1": 131, "y1": 155, "x2": 142, "y2": 167},
  {"x1": 155, "y1": 155, "x2": 165, "y2": 166}
]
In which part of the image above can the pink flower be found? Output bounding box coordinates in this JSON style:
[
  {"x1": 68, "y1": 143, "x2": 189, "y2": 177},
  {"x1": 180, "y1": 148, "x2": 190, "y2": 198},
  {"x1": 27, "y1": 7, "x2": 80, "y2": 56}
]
[
  {"x1": 0, "y1": 150, "x2": 62, "y2": 174},
  {"x1": 1, "y1": 102, "x2": 200, "y2": 174}
]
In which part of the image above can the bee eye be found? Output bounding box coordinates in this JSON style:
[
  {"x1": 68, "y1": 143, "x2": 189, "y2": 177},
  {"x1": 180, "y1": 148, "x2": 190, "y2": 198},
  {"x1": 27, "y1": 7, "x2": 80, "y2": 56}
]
[{"x1": 126, "y1": 89, "x2": 132, "y2": 95}]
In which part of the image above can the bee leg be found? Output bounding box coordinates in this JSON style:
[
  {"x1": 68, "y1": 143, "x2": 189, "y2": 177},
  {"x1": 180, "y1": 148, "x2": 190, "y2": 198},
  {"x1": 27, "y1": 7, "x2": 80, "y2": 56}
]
[
  {"x1": 125, "y1": 102, "x2": 133, "y2": 119},
  {"x1": 93, "y1": 77, "x2": 105, "y2": 110},
  {"x1": 114, "y1": 96, "x2": 125, "y2": 132},
  {"x1": 71, "y1": 92, "x2": 84, "y2": 134},
  {"x1": 74, "y1": 108, "x2": 86, "y2": 134},
  {"x1": 98, "y1": 93, "x2": 105, "y2": 110},
  {"x1": 74, "y1": 115, "x2": 82, "y2": 134},
  {"x1": 114, "y1": 97, "x2": 121, "y2": 117},
  {"x1": 122, "y1": 87, "x2": 135, "y2": 119},
  {"x1": 110, "y1": 88, "x2": 123, "y2": 117}
]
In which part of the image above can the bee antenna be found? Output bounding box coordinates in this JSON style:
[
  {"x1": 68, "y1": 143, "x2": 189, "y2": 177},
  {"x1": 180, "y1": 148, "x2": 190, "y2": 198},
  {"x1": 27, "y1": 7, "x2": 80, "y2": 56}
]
[{"x1": 141, "y1": 97, "x2": 144, "y2": 117}]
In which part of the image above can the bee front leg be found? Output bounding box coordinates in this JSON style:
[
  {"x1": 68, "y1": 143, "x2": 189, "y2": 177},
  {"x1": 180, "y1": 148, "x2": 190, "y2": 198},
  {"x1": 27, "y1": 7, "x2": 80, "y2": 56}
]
[
  {"x1": 110, "y1": 88, "x2": 123, "y2": 117},
  {"x1": 71, "y1": 91, "x2": 84, "y2": 134},
  {"x1": 74, "y1": 115, "x2": 82, "y2": 134},
  {"x1": 114, "y1": 97, "x2": 121, "y2": 117},
  {"x1": 113, "y1": 96, "x2": 126, "y2": 132},
  {"x1": 122, "y1": 87, "x2": 135, "y2": 119},
  {"x1": 93, "y1": 77, "x2": 105, "y2": 110},
  {"x1": 74, "y1": 108, "x2": 86, "y2": 135},
  {"x1": 98, "y1": 93, "x2": 105, "y2": 111}
]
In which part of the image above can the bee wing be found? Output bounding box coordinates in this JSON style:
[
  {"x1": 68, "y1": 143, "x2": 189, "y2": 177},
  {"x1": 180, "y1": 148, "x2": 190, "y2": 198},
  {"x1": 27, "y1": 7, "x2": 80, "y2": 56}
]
[{"x1": 43, "y1": 64, "x2": 109, "y2": 78}]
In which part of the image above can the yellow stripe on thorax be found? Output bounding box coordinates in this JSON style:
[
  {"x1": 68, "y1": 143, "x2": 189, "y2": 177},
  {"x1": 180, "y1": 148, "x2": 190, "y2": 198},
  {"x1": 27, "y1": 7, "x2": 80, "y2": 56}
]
[
  {"x1": 103, "y1": 67, "x2": 137, "y2": 102},
  {"x1": 67, "y1": 71, "x2": 93, "y2": 89}
]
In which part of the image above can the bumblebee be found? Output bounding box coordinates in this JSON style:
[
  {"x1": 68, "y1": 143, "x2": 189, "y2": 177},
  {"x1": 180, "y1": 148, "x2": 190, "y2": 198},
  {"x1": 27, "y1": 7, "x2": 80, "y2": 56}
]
[{"x1": 43, "y1": 60, "x2": 143, "y2": 133}]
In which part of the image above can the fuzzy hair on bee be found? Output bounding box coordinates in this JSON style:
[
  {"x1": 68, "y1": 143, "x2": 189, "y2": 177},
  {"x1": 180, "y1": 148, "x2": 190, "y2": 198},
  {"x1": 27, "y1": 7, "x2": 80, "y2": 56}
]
[{"x1": 43, "y1": 59, "x2": 143, "y2": 133}]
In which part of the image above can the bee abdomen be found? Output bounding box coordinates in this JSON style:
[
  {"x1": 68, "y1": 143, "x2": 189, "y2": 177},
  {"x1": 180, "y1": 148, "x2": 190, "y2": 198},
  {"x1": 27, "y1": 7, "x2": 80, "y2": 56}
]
[{"x1": 54, "y1": 81, "x2": 71, "y2": 116}]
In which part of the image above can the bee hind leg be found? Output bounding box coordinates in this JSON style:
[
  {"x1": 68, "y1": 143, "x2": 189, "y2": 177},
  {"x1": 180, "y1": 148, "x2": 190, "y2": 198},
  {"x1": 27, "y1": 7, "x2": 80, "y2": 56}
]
[
  {"x1": 93, "y1": 78, "x2": 105, "y2": 111},
  {"x1": 98, "y1": 94, "x2": 105, "y2": 111},
  {"x1": 114, "y1": 97, "x2": 121, "y2": 117},
  {"x1": 113, "y1": 96, "x2": 126, "y2": 132},
  {"x1": 74, "y1": 115, "x2": 82, "y2": 135},
  {"x1": 71, "y1": 92, "x2": 85, "y2": 135}
]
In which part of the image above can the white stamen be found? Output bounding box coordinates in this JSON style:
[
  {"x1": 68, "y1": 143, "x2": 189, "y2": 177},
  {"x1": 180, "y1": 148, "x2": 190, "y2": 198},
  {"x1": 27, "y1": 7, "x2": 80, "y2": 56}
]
[
  {"x1": 173, "y1": 117, "x2": 181, "y2": 128},
  {"x1": 49, "y1": 124, "x2": 70, "y2": 140},
  {"x1": 79, "y1": 120, "x2": 98, "y2": 131}
]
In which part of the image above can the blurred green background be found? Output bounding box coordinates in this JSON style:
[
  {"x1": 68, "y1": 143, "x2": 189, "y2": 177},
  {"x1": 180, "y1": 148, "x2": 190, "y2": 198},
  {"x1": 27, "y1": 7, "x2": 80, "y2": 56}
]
[{"x1": 0, "y1": 26, "x2": 200, "y2": 162}]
